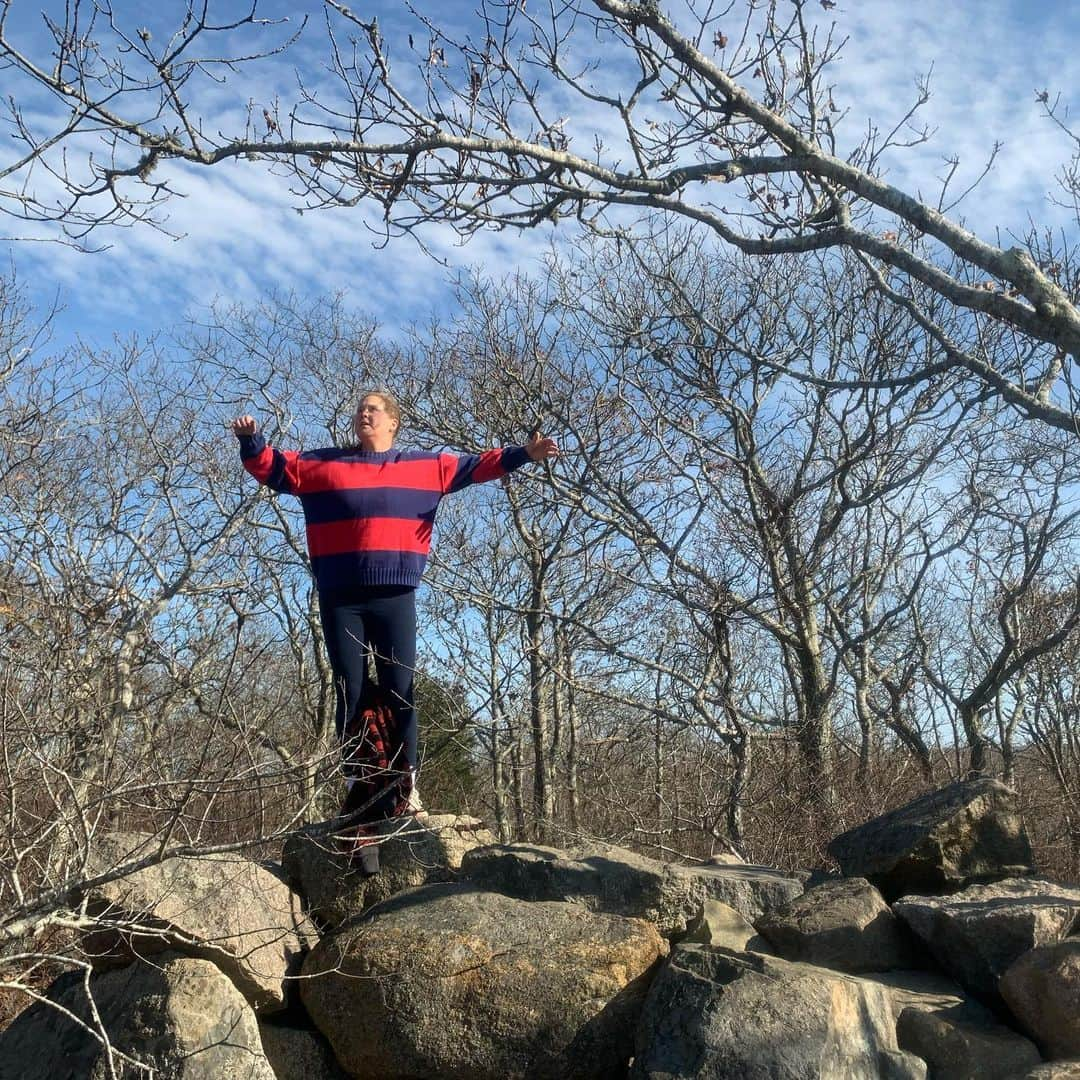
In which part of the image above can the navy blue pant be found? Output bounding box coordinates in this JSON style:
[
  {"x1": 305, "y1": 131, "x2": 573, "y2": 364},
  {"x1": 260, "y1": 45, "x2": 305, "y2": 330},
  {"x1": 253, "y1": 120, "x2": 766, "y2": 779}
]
[{"x1": 319, "y1": 586, "x2": 417, "y2": 772}]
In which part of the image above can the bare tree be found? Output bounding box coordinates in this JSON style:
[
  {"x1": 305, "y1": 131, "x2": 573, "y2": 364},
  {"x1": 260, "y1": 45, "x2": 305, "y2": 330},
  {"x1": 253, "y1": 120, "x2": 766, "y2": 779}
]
[
  {"x1": 3, "y1": 0, "x2": 1079, "y2": 429},
  {"x1": 526, "y1": 233, "x2": 995, "y2": 815},
  {"x1": 0, "y1": 308, "x2": 347, "y2": 971},
  {"x1": 915, "y1": 423, "x2": 1080, "y2": 778}
]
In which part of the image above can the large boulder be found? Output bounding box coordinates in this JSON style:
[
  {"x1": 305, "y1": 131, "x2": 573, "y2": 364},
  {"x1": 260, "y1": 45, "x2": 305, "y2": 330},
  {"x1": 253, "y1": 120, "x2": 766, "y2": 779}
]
[
  {"x1": 0, "y1": 954, "x2": 275, "y2": 1079},
  {"x1": 861, "y1": 966, "x2": 1047, "y2": 1078},
  {"x1": 460, "y1": 841, "x2": 803, "y2": 933},
  {"x1": 755, "y1": 877, "x2": 914, "y2": 973},
  {"x1": 1023, "y1": 1065, "x2": 1080, "y2": 1079},
  {"x1": 893, "y1": 878, "x2": 1080, "y2": 1001},
  {"x1": 827, "y1": 780, "x2": 1035, "y2": 900},
  {"x1": 300, "y1": 882, "x2": 665, "y2": 1079},
  {"x1": 1000, "y1": 938, "x2": 1080, "y2": 1059},
  {"x1": 82, "y1": 832, "x2": 312, "y2": 1014},
  {"x1": 629, "y1": 943, "x2": 926, "y2": 1079},
  {"x1": 282, "y1": 813, "x2": 496, "y2": 928},
  {"x1": 896, "y1": 1005, "x2": 1042, "y2": 1080}
]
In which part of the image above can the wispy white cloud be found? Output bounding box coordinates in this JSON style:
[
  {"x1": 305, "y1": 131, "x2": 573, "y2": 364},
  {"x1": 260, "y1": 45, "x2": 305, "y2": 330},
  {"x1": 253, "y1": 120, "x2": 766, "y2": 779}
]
[
  {"x1": 4, "y1": 0, "x2": 1078, "y2": 355},
  {"x1": 821, "y1": 0, "x2": 1080, "y2": 235}
]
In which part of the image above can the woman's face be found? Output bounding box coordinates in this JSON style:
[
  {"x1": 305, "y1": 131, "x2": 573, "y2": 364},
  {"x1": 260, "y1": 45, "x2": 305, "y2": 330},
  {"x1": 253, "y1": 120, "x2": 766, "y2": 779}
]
[{"x1": 354, "y1": 394, "x2": 399, "y2": 448}]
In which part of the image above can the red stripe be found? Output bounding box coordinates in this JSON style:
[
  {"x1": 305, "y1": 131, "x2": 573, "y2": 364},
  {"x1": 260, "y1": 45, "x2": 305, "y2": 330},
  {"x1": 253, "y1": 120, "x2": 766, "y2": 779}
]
[
  {"x1": 306, "y1": 516, "x2": 433, "y2": 557},
  {"x1": 439, "y1": 453, "x2": 458, "y2": 493},
  {"x1": 299, "y1": 457, "x2": 443, "y2": 494},
  {"x1": 471, "y1": 450, "x2": 506, "y2": 484},
  {"x1": 244, "y1": 446, "x2": 276, "y2": 483},
  {"x1": 244, "y1": 446, "x2": 303, "y2": 491}
]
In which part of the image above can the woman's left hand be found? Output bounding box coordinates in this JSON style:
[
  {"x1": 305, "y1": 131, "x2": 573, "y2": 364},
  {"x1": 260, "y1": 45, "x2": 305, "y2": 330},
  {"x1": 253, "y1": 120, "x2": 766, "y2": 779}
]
[{"x1": 526, "y1": 431, "x2": 559, "y2": 462}]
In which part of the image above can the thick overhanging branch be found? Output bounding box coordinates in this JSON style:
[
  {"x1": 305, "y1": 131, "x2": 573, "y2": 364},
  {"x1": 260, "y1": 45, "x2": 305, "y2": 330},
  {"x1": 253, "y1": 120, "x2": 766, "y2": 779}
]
[{"x1": 592, "y1": 0, "x2": 1080, "y2": 356}]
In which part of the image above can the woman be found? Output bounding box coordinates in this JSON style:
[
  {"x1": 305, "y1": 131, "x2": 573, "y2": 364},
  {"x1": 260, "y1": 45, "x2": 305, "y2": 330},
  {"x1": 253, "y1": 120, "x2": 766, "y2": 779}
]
[{"x1": 232, "y1": 392, "x2": 558, "y2": 831}]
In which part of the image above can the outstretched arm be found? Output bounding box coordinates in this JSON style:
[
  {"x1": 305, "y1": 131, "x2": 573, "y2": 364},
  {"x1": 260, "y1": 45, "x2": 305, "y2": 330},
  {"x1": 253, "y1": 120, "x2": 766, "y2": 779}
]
[
  {"x1": 442, "y1": 431, "x2": 560, "y2": 494},
  {"x1": 232, "y1": 415, "x2": 301, "y2": 494}
]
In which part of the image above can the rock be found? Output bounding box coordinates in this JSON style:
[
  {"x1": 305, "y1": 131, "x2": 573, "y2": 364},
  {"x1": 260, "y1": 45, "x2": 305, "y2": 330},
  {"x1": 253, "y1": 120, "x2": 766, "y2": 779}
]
[
  {"x1": 300, "y1": 882, "x2": 665, "y2": 1079},
  {"x1": 896, "y1": 1005, "x2": 1042, "y2": 1079},
  {"x1": 1022, "y1": 1064, "x2": 1080, "y2": 1079},
  {"x1": 893, "y1": 878, "x2": 1080, "y2": 1000},
  {"x1": 755, "y1": 877, "x2": 914, "y2": 973},
  {"x1": 864, "y1": 969, "x2": 1043, "y2": 1078},
  {"x1": 629, "y1": 943, "x2": 926, "y2": 1079},
  {"x1": 878, "y1": 1051, "x2": 930, "y2": 1080},
  {"x1": 282, "y1": 812, "x2": 496, "y2": 928},
  {"x1": 1000, "y1": 938, "x2": 1080, "y2": 1059},
  {"x1": 259, "y1": 1021, "x2": 350, "y2": 1080},
  {"x1": 0, "y1": 954, "x2": 275, "y2": 1079},
  {"x1": 460, "y1": 841, "x2": 803, "y2": 933},
  {"x1": 708, "y1": 852, "x2": 745, "y2": 865},
  {"x1": 682, "y1": 899, "x2": 772, "y2": 953},
  {"x1": 867, "y1": 968, "x2": 967, "y2": 1013},
  {"x1": 827, "y1": 779, "x2": 1034, "y2": 901},
  {"x1": 81, "y1": 832, "x2": 312, "y2": 1014}
]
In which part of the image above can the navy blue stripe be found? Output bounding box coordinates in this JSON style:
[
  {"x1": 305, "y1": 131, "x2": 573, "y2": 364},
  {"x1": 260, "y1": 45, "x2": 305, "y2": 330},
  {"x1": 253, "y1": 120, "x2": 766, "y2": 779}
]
[
  {"x1": 238, "y1": 433, "x2": 264, "y2": 460},
  {"x1": 299, "y1": 486, "x2": 441, "y2": 525},
  {"x1": 299, "y1": 447, "x2": 442, "y2": 463},
  {"x1": 502, "y1": 446, "x2": 530, "y2": 471}
]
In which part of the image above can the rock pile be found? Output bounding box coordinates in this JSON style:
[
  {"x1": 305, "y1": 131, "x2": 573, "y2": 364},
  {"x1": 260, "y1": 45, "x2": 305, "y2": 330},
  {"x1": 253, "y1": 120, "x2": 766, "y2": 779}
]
[{"x1": 2, "y1": 778, "x2": 1079, "y2": 1078}]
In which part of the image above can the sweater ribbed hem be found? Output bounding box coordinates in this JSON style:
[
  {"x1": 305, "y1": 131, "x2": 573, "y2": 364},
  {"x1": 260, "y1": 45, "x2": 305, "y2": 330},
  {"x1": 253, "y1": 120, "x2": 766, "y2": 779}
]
[{"x1": 316, "y1": 570, "x2": 423, "y2": 599}]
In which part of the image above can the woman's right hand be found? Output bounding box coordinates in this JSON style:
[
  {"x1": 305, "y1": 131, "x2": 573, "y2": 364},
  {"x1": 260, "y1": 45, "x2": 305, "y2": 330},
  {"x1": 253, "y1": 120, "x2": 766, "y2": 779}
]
[{"x1": 232, "y1": 415, "x2": 257, "y2": 438}]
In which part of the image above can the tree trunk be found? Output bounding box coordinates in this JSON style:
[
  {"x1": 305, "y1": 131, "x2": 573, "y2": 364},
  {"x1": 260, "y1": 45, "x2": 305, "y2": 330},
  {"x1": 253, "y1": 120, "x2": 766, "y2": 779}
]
[
  {"x1": 510, "y1": 721, "x2": 528, "y2": 840},
  {"x1": 726, "y1": 728, "x2": 751, "y2": 856},
  {"x1": 961, "y1": 701, "x2": 991, "y2": 777},
  {"x1": 491, "y1": 727, "x2": 511, "y2": 843},
  {"x1": 525, "y1": 602, "x2": 554, "y2": 840}
]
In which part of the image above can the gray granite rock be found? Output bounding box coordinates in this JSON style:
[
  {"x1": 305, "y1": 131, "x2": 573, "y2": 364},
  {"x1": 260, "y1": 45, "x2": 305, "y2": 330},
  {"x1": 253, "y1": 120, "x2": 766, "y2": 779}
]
[
  {"x1": 82, "y1": 832, "x2": 312, "y2": 1014},
  {"x1": 259, "y1": 1021, "x2": 349, "y2": 1080},
  {"x1": 681, "y1": 899, "x2": 773, "y2": 953},
  {"x1": 629, "y1": 944, "x2": 926, "y2": 1079},
  {"x1": 282, "y1": 812, "x2": 496, "y2": 928},
  {"x1": 0, "y1": 955, "x2": 275, "y2": 1079},
  {"x1": 1001, "y1": 938, "x2": 1080, "y2": 1059},
  {"x1": 301, "y1": 882, "x2": 665, "y2": 1080},
  {"x1": 893, "y1": 878, "x2": 1080, "y2": 1000},
  {"x1": 1022, "y1": 1064, "x2": 1080, "y2": 1079},
  {"x1": 828, "y1": 780, "x2": 1034, "y2": 901},
  {"x1": 865, "y1": 968, "x2": 971, "y2": 1018},
  {"x1": 756, "y1": 877, "x2": 914, "y2": 973},
  {"x1": 896, "y1": 1004, "x2": 1041, "y2": 1080},
  {"x1": 460, "y1": 841, "x2": 803, "y2": 933}
]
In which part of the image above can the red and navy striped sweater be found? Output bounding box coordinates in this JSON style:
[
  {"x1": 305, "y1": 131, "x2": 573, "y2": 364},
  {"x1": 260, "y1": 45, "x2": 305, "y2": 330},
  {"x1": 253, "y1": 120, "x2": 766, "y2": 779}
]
[{"x1": 239, "y1": 434, "x2": 530, "y2": 595}]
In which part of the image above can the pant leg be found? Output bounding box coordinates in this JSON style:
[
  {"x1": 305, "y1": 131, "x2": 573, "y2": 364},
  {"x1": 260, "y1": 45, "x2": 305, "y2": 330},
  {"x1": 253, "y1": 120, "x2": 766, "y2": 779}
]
[
  {"x1": 318, "y1": 600, "x2": 370, "y2": 740},
  {"x1": 362, "y1": 587, "x2": 418, "y2": 773}
]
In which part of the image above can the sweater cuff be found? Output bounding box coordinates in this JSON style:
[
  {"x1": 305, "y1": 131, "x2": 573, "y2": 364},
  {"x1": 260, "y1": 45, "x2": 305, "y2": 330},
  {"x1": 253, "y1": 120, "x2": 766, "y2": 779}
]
[
  {"x1": 503, "y1": 445, "x2": 531, "y2": 472},
  {"x1": 238, "y1": 433, "x2": 266, "y2": 460}
]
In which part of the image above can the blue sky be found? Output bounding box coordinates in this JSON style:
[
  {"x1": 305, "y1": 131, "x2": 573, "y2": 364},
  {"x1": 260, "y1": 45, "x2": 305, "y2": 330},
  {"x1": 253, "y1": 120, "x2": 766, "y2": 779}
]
[{"x1": 3, "y1": 0, "x2": 1079, "y2": 354}]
